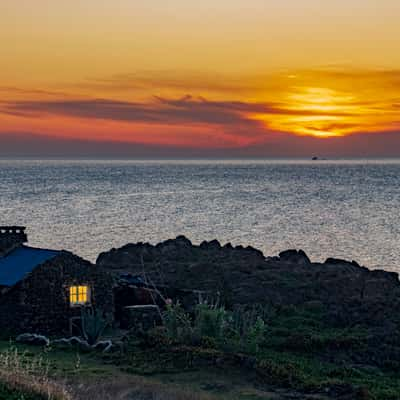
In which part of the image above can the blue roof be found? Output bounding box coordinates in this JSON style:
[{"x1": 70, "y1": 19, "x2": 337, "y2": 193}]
[{"x1": 0, "y1": 246, "x2": 60, "y2": 286}]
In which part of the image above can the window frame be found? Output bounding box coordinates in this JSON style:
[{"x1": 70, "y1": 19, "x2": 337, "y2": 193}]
[{"x1": 69, "y1": 285, "x2": 91, "y2": 307}]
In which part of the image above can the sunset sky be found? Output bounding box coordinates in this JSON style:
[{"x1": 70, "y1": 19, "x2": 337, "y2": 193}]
[{"x1": 1, "y1": 0, "x2": 400, "y2": 157}]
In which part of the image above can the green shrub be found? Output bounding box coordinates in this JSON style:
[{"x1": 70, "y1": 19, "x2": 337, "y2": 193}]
[
  {"x1": 159, "y1": 302, "x2": 269, "y2": 356},
  {"x1": 193, "y1": 303, "x2": 227, "y2": 342},
  {"x1": 224, "y1": 306, "x2": 268, "y2": 354},
  {"x1": 245, "y1": 317, "x2": 267, "y2": 354},
  {"x1": 162, "y1": 303, "x2": 193, "y2": 344}
]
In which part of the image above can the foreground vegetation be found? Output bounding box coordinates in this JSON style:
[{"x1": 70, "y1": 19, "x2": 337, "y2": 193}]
[
  {"x1": 0, "y1": 302, "x2": 399, "y2": 399},
  {"x1": 0, "y1": 345, "x2": 69, "y2": 400},
  {"x1": 123, "y1": 302, "x2": 400, "y2": 399}
]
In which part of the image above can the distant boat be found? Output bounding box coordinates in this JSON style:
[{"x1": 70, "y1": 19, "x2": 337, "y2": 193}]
[{"x1": 311, "y1": 156, "x2": 319, "y2": 160}]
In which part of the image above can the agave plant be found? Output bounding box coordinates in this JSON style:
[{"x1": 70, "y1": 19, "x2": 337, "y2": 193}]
[{"x1": 80, "y1": 307, "x2": 109, "y2": 345}]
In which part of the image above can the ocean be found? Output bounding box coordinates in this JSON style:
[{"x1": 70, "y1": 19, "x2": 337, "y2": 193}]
[{"x1": 1, "y1": 159, "x2": 399, "y2": 272}]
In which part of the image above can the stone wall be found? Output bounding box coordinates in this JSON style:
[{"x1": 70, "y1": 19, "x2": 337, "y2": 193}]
[{"x1": 0, "y1": 251, "x2": 114, "y2": 336}]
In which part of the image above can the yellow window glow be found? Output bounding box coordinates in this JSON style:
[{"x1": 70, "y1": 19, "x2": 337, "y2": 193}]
[{"x1": 69, "y1": 286, "x2": 90, "y2": 305}]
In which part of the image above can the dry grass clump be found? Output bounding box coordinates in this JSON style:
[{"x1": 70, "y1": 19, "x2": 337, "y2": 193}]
[
  {"x1": 0, "y1": 346, "x2": 71, "y2": 400},
  {"x1": 0, "y1": 346, "x2": 214, "y2": 400},
  {"x1": 71, "y1": 376, "x2": 216, "y2": 400}
]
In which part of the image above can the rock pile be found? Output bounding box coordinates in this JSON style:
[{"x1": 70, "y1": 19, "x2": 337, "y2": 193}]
[{"x1": 97, "y1": 236, "x2": 400, "y2": 329}]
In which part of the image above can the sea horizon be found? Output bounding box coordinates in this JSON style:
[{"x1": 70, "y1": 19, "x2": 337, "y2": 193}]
[
  {"x1": 1, "y1": 157, "x2": 400, "y2": 163},
  {"x1": 1, "y1": 158, "x2": 399, "y2": 272}
]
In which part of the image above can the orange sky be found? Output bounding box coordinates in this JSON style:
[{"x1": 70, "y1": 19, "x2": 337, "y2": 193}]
[{"x1": 1, "y1": 1, "x2": 400, "y2": 156}]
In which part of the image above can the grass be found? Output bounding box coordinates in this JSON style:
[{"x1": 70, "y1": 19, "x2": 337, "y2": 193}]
[
  {"x1": 0, "y1": 339, "x2": 399, "y2": 400},
  {"x1": 118, "y1": 303, "x2": 400, "y2": 400},
  {"x1": 0, "y1": 304, "x2": 398, "y2": 400},
  {"x1": 0, "y1": 341, "x2": 219, "y2": 400},
  {"x1": 0, "y1": 345, "x2": 70, "y2": 400},
  {"x1": 255, "y1": 349, "x2": 400, "y2": 399},
  {"x1": 0, "y1": 383, "x2": 44, "y2": 400}
]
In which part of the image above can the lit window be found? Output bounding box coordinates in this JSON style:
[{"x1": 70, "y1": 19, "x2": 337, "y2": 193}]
[{"x1": 69, "y1": 286, "x2": 90, "y2": 306}]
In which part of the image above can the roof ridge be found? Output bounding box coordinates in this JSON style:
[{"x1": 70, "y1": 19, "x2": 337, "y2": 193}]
[{"x1": 21, "y1": 245, "x2": 61, "y2": 253}]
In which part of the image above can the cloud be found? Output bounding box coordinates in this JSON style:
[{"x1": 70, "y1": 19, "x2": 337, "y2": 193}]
[
  {"x1": 77, "y1": 71, "x2": 263, "y2": 95},
  {"x1": 2, "y1": 67, "x2": 400, "y2": 153},
  {"x1": 78, "y1": 68, "x2": 400, "y2": 96},
  {"x1": 292, "y1": 67, "x2": 400, "y2": 85},
  {"x1": 1, "y1": 94, "x2": 359, "y2": 131},
  {"x1": 1, "y1": 130, "x2": 400, "y2": 158},
  {"x1": 0, "y1": 86, "x2": 66, "y2": 97},
  {"x1": 0, "y1": 131, "x2": 202, "y2": 158},
  {"x1": 2, "y1": 96, "x2": 268, "y2": 126}
]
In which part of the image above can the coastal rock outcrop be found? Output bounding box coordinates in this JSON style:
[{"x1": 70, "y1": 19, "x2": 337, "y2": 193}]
[
  {"x1": 97, "y1": 237, "x2": 400, "y2": 370},
  {"x1": 97, "y1": 236, "x2": 400, "y2": 326}
]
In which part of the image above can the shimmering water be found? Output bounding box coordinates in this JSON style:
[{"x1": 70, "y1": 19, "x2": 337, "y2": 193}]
[{"x1": 0, "y1": 159, "x2": 399, "y2": 272}]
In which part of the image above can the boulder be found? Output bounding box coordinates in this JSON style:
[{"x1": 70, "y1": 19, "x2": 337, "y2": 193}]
[
  {"x1": 53, "y1": 336, "x2": 92, "y2": 352},
  {"x1": 279, "y1": 249, "x2": 311, "y2": 265},
  {"x1": 324, "y1": 258, "x2": 361, "y2": 270},
  {"x1": 92, "y1": 340, "x2": 113, "y2": 352},
  {"x1": 200, "y1": 239, "x2": 222, "y2": 251},
  {"x1": 16, "y1": 333, "x2": 50, "y2": 346}
]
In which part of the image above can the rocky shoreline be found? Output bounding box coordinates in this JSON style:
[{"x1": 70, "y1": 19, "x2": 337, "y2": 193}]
[
  {"x1": 97, "y1": 236, "x2": 400, "y2": 369},
  {"x1": 97, "y1": 235, "x2": 400, "y2": 323}
]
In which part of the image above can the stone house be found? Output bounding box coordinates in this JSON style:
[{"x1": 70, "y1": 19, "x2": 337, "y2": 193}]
[{"x1": 0, "y1": 226, "x2": 114, "y2": 335}]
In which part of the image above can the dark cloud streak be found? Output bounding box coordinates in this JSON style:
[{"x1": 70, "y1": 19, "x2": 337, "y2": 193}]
[
  {"x1": 1, "y1": 131, "x2": 400, "y2": 158},
  {"x1": 1, "y1": 95, "x2": 358, "y2": 129}
]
